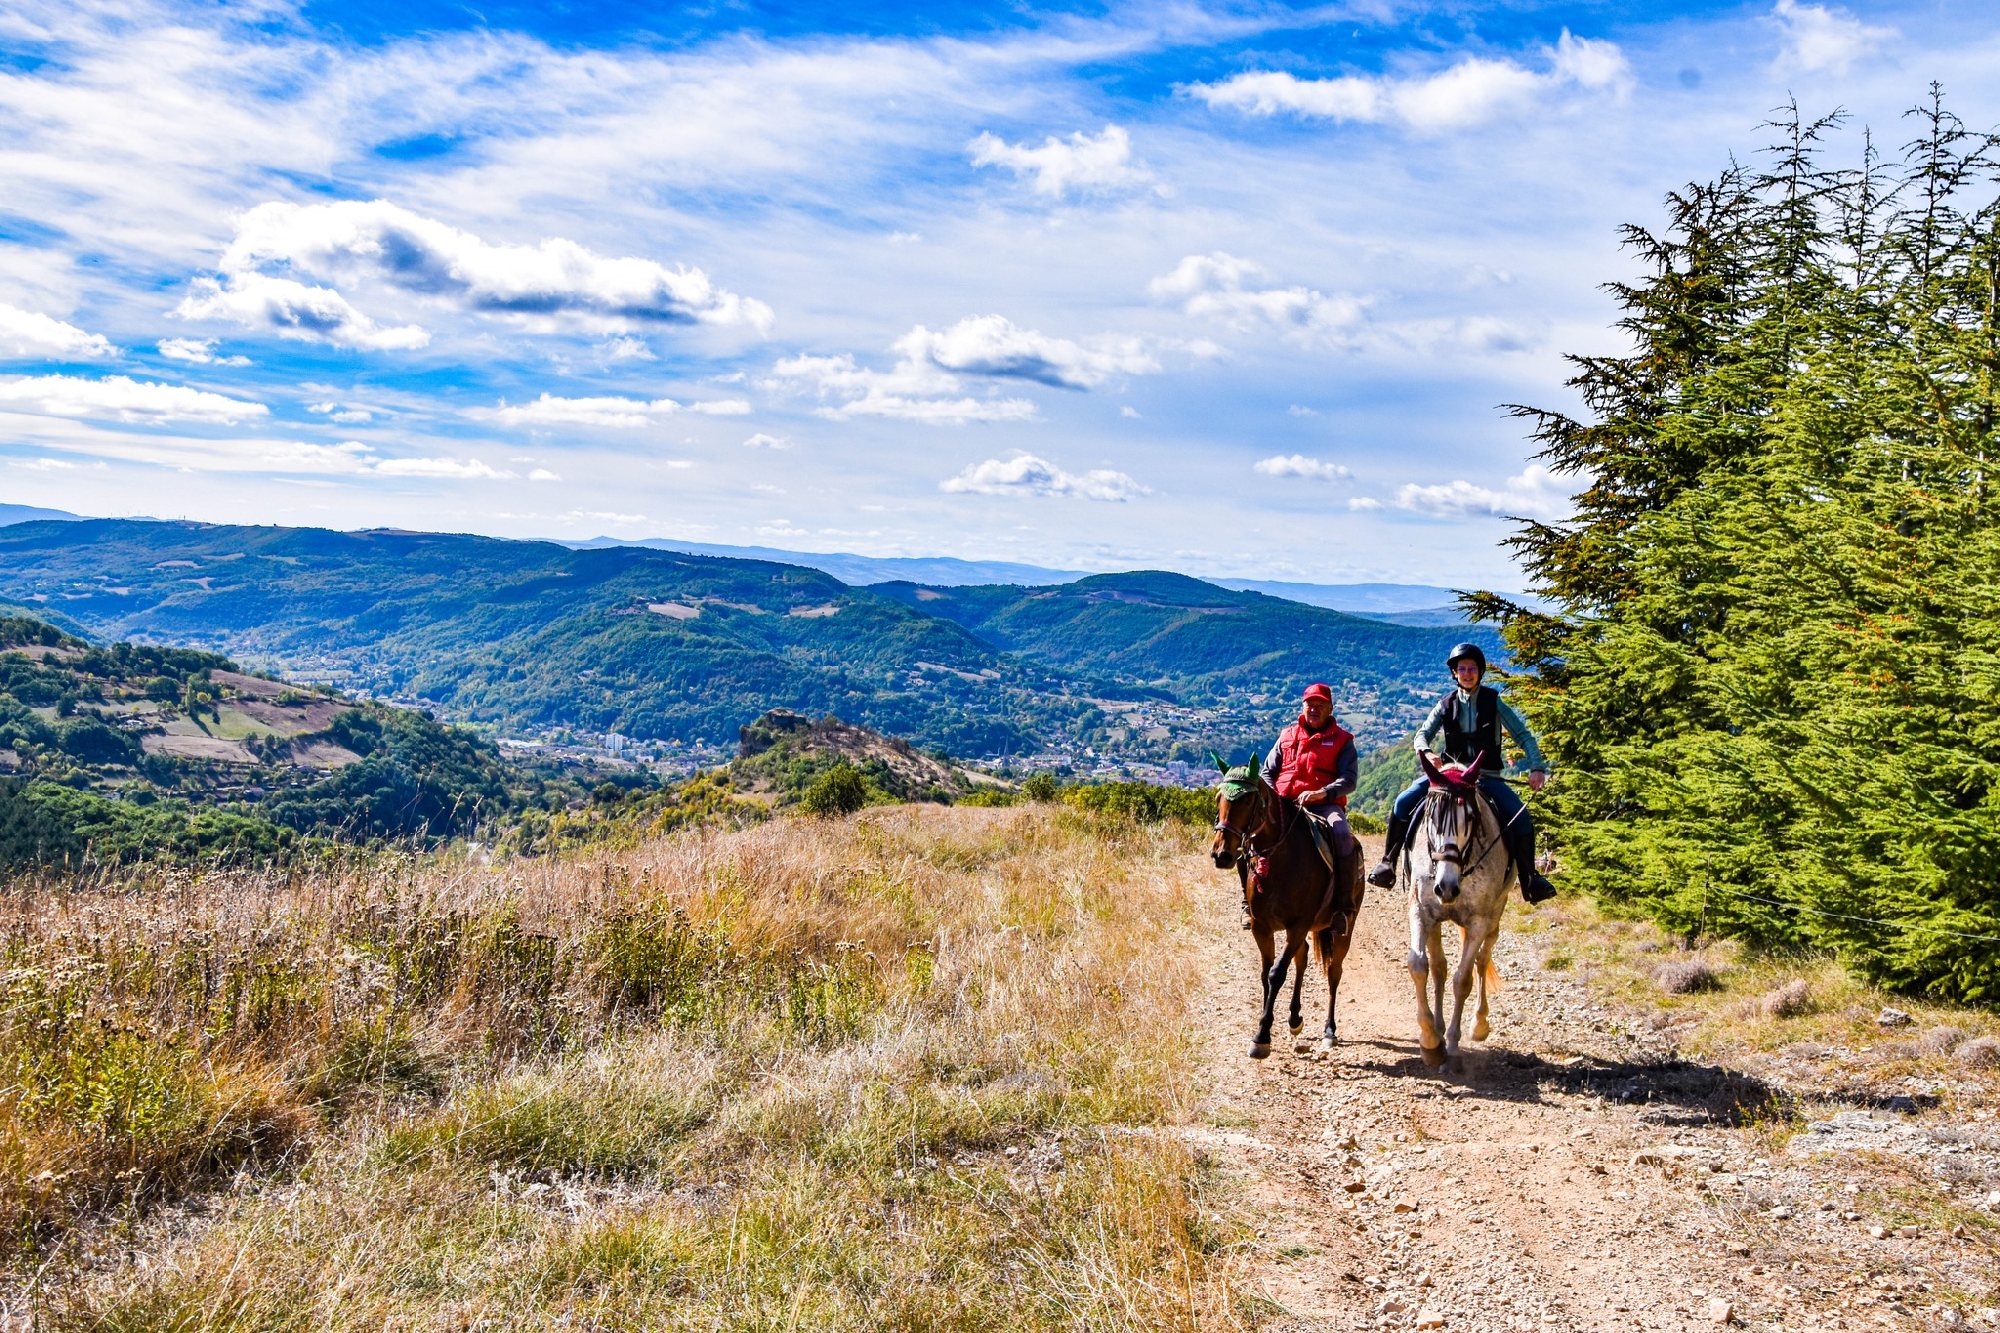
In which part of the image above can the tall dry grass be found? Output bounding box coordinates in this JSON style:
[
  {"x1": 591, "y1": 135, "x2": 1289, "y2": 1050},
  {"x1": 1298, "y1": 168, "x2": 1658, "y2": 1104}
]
[{"x1": 6, "y1": 804, "x2": 1246, "y2": 1330}]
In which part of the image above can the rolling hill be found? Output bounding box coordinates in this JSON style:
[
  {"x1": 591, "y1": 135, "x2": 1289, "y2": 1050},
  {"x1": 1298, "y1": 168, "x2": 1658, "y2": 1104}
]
[{"x1": 0, "y1": 518, "x2": 1498, "y2": 761}]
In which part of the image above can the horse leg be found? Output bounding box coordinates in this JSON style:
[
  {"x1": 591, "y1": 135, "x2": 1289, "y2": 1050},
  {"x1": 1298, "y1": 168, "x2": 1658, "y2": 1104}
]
[
  {"x1": 1407, "y1": 895, "x2": 1445, "y2": 1068},
  {"x1": 1472, "y1": 925, "x2": 1496, "y2": 1042},
  {"x1": 1250, "y1": 927, "x2": 1288, "y2": 1059},
  {"x1": 1427, "y1": 921, "x2": 1448, "y2": 1060},
  {"x1": 1316, "y1": 916, "x2": 1353, "y2": 1050},
  {"x1": 1287, "y1": 935, "x2": 1308, "y2": 1034},
  {"x1": 1446, "y1": 922, "x2": 1482, "y2": 1064}
]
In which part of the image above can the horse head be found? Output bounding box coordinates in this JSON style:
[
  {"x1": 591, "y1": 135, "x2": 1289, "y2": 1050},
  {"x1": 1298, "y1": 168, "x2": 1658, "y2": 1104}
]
[
  {"x1": 1211, "y1": 760, "x2": 1266, "y2": 869},
  {"x1": 1417, "y1": 750, "x2": 1485, "y2": 903}
]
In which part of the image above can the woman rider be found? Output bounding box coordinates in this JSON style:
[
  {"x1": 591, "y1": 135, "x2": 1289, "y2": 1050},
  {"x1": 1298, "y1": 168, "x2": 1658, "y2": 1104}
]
[{"x1": 1366, "y1": 642, "x2": 1556, "y2": 903}]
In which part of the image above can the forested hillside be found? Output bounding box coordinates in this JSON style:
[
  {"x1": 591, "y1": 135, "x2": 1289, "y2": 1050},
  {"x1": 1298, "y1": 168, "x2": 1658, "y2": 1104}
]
[
  {"x1": 0, "y1": 520, "x2": 1490, "y2": 759},
  {"x1": 0, "y1": 615, "x2": 600, "y2": 865},
  {"x1": 1472, "y1": 96, "x2": 2000, "y2": 1002}
]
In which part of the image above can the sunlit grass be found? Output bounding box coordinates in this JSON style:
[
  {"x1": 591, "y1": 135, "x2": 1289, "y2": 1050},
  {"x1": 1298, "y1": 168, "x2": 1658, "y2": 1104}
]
[{"x1": 9, "y1": 805, "x2": 1245, "y2": 1330}]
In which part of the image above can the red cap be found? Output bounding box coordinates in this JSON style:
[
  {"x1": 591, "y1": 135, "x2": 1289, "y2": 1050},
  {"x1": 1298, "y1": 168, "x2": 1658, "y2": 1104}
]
[{"x1": 1302, "y1": 683, "x2": 1332, "y2": 703}]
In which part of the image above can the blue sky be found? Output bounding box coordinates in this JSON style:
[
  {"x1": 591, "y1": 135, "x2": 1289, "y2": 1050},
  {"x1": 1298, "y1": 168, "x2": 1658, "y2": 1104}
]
[{"x1": 1, "y1": 0, "x2": 1994, "y2": 588}]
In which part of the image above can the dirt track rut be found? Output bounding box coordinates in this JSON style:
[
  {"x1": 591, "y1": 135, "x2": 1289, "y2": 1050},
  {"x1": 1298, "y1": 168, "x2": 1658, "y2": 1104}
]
[{"x1": 1186, "y1": 836, "x2": 1889, "y2": 1332}]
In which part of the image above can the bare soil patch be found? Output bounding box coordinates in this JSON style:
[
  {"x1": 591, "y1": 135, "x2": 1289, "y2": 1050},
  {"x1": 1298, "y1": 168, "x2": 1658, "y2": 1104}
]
[{"x1": 140, "y1": 733, "x2": 255, "y2": 764}]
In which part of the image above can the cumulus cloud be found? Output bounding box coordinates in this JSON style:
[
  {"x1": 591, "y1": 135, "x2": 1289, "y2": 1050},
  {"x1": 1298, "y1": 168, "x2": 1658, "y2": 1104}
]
[
  {"x1": 482, "y1": 393, "x2": 684, "y2": 428},
  {"x1": 477, "y1": 392, "x2": 748, "y2": 428},
  {"x1": 896, "y1": 315, "x2": 1157, "y2": 389},
  {"x1": 203, "y1": 199, "x2": 772, "y2": 343},
  {"x1": 1397, "y1": 464, "x2": 1568, "y2": 520},
  {"x1": 158, "y1": 337, "x2": 249, "y2": 366},
  {"x1": 768, "y1": 351, "x2": 1036, "y2": 424},
  {"x1": 0, "y1": 373, "x2": 266, "y2": 424},
  {"x1": 1771, "y1": 0, "x2": 1895, "y2": 74},
  {"x1": 1348, "y1": 496, "x2": 1383, "y2": 511},
  {"x1": 175, "y1": 272, "x2": 430, "y2": 351},
  {"x1": 0, "y1": 303, "x2": 116, "y2": 360},
  {"x1": 941, "y1": 452, "x2": 1148, "y2": 501},
  {"x1": 743, "y1": 432, "x2": 791, "y2": 449},
  {"x1": 1254, "y1": 454, "x2": 1350, "y2": 481},
  {"x1": 1149, "y1": 254, "x2": 1366, "y2": 345},
  {"x1": 371, "y1": 456, "x2": 513, "y2": 479},
  {"x1": 968, "y1": 124, "x2": 1149, "y2": 197},
  {"x1": 308, "y1": 401, "x2": 373, "y2": 423},
  {"x1": 1190, "y1": 31, "x2": 1631, "y2": 132},
  {"x1": 595, "y1": 335, "x2": 654, "y2": 362}
]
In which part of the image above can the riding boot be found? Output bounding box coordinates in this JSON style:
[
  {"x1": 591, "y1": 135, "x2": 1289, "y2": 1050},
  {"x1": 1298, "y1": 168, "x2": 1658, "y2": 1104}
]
[
  {"x1": 1367, "y1": 812, "x2": 1411, "y2": 888},
  {"x1": 1511, "y1": 821, "x2": 1557, "y2": 904}
]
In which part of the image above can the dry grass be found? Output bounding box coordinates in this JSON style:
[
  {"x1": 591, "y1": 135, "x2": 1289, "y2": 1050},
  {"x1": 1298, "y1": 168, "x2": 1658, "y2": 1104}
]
[
  {"x1": 5, "y1": 805, "x2": 1245, "y2": 1330},
  {"x1": 1519, "y1": 896, "x2": 2000, "y2": 1102}
]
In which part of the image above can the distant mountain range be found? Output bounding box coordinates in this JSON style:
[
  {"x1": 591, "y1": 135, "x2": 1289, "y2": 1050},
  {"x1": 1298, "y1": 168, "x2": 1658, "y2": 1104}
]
[
  {"x1": 6, "y1": 508, "x2": 1497, "y2": 620},
  {"x1": 567, "y1": 537, "x2": 1486, "y2": 617},
  {"x1": 0, "y1": 517, "x2": 1504, "y2": 760}
]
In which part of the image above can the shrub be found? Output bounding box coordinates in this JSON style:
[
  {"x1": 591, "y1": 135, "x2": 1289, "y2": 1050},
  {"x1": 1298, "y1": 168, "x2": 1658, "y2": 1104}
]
[
  {"x1": 1654, "y1": 957, "x2": 1725, "y2": 995},
  {"x1": 1951, "y1": 1037, "x2": 2000, "y2": 1069},
  {"x1": 798, "y1": 763, "x2": 868, "y2": 817},
  {"x1": 1757, "y1": 979, "x2": 1814, "y2": 1019},
  {"x1": 1020, "y1": 773, "x2": 1059, "y2": 802}
]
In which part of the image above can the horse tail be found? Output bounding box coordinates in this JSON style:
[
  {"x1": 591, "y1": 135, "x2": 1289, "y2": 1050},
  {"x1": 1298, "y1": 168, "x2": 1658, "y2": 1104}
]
[{"x1": 1483, "y1": 956, "x2": 1502, "y2": 994}]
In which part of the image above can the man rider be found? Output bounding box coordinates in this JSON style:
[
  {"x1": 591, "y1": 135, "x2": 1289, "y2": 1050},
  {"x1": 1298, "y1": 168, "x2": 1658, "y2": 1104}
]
[
  {"x1": 1259, "y1": 682, "x2": 1360, "y2": 902},
  {"x1": 1367, "y1": 643, "x2": 1557, "y2": 904}
]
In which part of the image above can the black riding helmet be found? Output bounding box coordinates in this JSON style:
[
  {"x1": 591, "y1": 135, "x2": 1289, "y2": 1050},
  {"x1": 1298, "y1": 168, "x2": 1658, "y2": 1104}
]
[{"x1": 1445, "y1": 641, "x2": 1486, "y2": 672}]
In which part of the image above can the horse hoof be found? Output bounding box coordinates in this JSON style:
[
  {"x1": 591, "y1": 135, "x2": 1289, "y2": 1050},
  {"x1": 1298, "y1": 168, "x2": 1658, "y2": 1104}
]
[
  {"x1": 1315, "y1": 1035, "x2": 1337, "y2": 1054},
  {"x1": 1288, "y1": 1018, "x2": 1304, "y2": 1035},
  {"x1": 1249, "y1": 1042, "x2": 1272, "y2": 1060},
  {"x1": 1473, "y1": 1019, "x2": 1491, "y2": 1042},
  {"x1": 1421, "y1": 1044, "x2": 1446, "y2": 1069}
]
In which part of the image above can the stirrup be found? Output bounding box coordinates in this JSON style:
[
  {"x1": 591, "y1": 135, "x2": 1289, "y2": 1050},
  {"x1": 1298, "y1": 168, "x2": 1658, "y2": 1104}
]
[
  {"x1": 1521, "y1": 873, "x2": 1557, "y2": 904},
  {"x1": 1366, "y1": 858, "x2": 1397, "y2": 888}
]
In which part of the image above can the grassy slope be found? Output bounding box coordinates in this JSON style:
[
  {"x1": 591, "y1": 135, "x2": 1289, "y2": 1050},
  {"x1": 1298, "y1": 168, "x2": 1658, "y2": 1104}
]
[{"x1": 9, "y1": 805, "x2": 1246, "y2": 1330}]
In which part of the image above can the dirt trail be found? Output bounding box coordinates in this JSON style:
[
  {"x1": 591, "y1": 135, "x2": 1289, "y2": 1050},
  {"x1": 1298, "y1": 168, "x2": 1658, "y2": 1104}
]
[{"x1": 1182, "y1": 836, "x2": 1927, "y2": 1333}]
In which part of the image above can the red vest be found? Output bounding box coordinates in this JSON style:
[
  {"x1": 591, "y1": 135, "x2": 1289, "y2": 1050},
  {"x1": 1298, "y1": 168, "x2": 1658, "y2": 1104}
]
[{"x1": 1273, "y1": 717, "x2": 1352, "y2": 806}]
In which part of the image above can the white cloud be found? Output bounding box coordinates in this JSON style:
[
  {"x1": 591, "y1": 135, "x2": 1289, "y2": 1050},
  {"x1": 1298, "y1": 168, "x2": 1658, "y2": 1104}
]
[
  {"x1": 596, "y1": 335, "x2": 654, "y2": 362},
  {"x1": 968, "y1": 124, "x2": 1149, "y2": 197},
  {"x1": 896, "y1": 315, "x2": 1157, "y2": 389},
  {"x1": 1396, "y1": 464, "x2": 1568, "y2": 520},
  {"x1": 308, "y1": 401, "x2": 374, "y2": 423},
  {"x1": 0, "y1": 373, "x2": 266, "y2": 424},
  {"x1": 175, "y1": 272, "x2": 431, "y2": 351},
  {"x1": 1254, "y1": 454, "x2": 1349, "y2": 481},
  {"x1": 941, "y1": 452, "x2": 1149, "y2": 501},
  {"x1": 158, "y1": 337, "x2": 250, "y2": 366},
  {"x1": 768, "y1": 351, "x2": 1036, "y2": 424},
  {"x1": 0, "y1": 303, "x2": 116, "y2": 360},
  {"x1": 1120, "y1": 405, "x2": 1140, "y2": 419},
  {"x1": 9, "y1": 456, "x2": 94, "y2": 472},
  {"x1": 1347, "y1": 496, "x2": 1383, "y2": 511},
  {"x1": 527, "y1": 467, "x2": 562, "y2": 481},
  {"x1": 1189, "y1": 31, "x2": 1631, "y2": 133},
  {"x1": 370, "y1": 456, "x2": 514, "y2": 479},
  {"x1": 1149, "y1": 254, "x2": 1366, "y2": 345},
  {"x1": 213, "y1": 199, "x2": 774, "y2": 336},
  {"x1": 477, "y1": 392, "x2": 748, "y2": 427},
  {"x1": 482, "y1": 393, "x2": 685, "y2": 428},
  {"x1": 743, "y1": 432, "x2": 791, "y2": 449},
  {"x1": 1771, "y1": 0, "x2": 1895, "y2": 74}
]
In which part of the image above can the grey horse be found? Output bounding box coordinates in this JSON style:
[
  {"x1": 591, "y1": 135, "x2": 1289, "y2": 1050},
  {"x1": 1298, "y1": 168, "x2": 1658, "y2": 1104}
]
[{"x1": 1399, "y1": 751, "x2": 1513, "y2": 1070}]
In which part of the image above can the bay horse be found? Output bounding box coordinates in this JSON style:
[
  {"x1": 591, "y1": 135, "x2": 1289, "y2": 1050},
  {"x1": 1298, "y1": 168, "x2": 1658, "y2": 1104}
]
[
  {"x1": 1210, "y1": 760, "x2": 1365, "y2": 1059},
  {"x1": 1400, "y1": 751, "x2": 1512, "y2": 1069}
]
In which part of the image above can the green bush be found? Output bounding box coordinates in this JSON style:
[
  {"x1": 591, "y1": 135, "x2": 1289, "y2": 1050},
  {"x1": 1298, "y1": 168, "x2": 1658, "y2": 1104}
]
[{"x1": 798, "y1": 763, "x2": 868, "y2": 817}]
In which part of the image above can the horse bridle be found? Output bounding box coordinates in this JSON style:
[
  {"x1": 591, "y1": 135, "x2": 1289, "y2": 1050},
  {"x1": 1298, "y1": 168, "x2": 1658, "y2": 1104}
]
[
  {"x1": 1215, "y1": 775, "x2": 1296, "y2": 868},
  {"x1": 1422, "y1": 779, "x2": 1501, "y2": 878}
]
